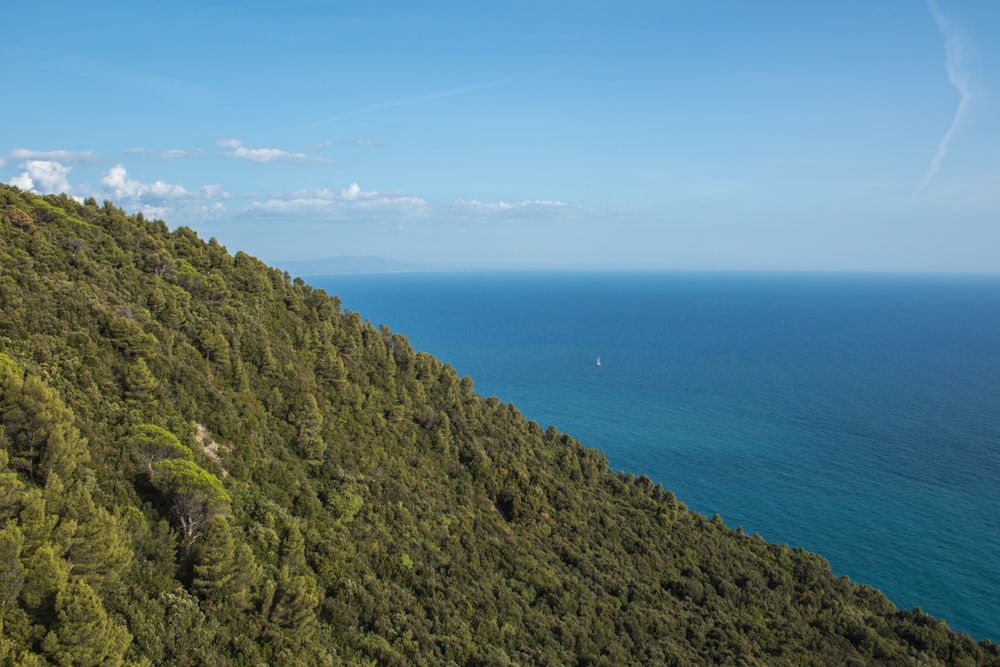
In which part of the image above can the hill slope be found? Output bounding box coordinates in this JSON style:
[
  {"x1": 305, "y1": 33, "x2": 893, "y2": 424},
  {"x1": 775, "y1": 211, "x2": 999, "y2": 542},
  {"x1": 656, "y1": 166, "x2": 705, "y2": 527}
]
[{"x1": 0, "y1": 184, "x2": 996, "y2": 665}]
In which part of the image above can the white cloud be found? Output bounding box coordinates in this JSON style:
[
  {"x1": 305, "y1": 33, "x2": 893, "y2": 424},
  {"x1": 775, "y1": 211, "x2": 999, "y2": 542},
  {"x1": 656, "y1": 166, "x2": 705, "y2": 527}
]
[
  {"x1": 10, "y1": 172, "x2": 33, "y2": 190},
  {"x1": 251, "y1": 182, "x2": 426, "y2": 219},
  {"x1": 341, "y1": 182, "x2": 364, "y2": 200},
  {"x1": 100, "y1": 165, "x2": 227, "y2": 221},
  {"x1": 0, "y1": 158, "x2": 6, "y2": 169},
  {"x1": 219, "y1": 139, "x2": 331, "y2": 164},
  {"x1": 919, "y1": 0, "x2": 973, "y2": 192},
  {"x1": 162, "y1": 148, "x2": 204, "y2": 159},
  {"x1": 102, "y1": 165, "x2": 190, "y2": 200},
  {"x1": 454, "y1": 198, "x2": 569, "y2": 211},
  {"x1": 9, "y1": 160, "x2": 73, "y2": 193},
  {"x1": 11, "y1": 148, "x2": 98, "y2": 164}
]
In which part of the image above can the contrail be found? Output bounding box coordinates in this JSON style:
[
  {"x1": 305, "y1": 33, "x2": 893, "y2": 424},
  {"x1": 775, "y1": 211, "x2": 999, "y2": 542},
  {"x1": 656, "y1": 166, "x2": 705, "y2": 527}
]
[{"x1": 918, "y1": 0, "x2": 971, "y2": 193}]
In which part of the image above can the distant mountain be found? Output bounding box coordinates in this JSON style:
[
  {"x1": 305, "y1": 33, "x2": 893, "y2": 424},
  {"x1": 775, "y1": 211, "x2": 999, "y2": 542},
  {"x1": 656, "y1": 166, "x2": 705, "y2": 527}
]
[
  {"x1": 274, "y1": 255, "x2": 429, "y2": 275},
  {"x1": 0, "y1": 184, "x2": 997, "y2": 665}
]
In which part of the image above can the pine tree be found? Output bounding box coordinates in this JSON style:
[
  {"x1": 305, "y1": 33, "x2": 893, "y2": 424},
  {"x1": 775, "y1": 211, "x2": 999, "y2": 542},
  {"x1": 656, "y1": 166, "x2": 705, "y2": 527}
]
[
  {"x1": 41, "y1": 577, "x2": 131, "y2": 667},
  {"x1": 0, "y1": 448, "x2": 25, "y2": 522},
  {"x1": 19, "y1": 543, "x2": 70, "y2": 620},
  {"x1": 150, "y1": 459, "x2": 230, "y2": 542},
  {"x1": 192, "y1": 514, "x2": 261, "y2": 612},
  {"x1": 129, "y1": 424, "x2": 192, "y2": 475},
  {"x1": 269, "y1": 567, "x2": 321, "y2": 641},
  {"x1": 64, "y1": 502, "x2": 133, "y2": 594},
  {"x1": 0, "y1": 521, "x2": 26, "y2": 612},
  {"x1": 280, "y1": 523, "x2": 308, "y2": 574},
  {"x1": 291, "y1": 393, "x2": 326, "y2": 461},
  {"x1": 267, "y1": 525, "x2": 322, "y2": 653},
  {"x1": 0, "y1": 355, "x2": 89, "y2": 481},
  {"x1": 125, "y1": 357, "x2": 159, "y2": 404}
]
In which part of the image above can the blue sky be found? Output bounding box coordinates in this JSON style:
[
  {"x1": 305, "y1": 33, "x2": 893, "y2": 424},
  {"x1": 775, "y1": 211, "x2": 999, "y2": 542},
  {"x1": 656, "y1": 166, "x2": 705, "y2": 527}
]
[{"x1": 3, "y1": 1, "x2": 999, "y2": 272}]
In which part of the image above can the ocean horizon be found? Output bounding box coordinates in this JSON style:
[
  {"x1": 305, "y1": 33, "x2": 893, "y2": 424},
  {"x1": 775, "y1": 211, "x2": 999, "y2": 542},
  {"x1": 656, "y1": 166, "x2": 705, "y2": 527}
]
[{"x1": 313, "y1": 270, "x2": 1000, "y2": 642}]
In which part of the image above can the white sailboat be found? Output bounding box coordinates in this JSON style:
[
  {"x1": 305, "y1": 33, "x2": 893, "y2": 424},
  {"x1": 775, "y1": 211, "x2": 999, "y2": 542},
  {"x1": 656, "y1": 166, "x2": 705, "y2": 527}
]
[{"x1": 596, "y1": 357, "x2": 602, "y2": 367}]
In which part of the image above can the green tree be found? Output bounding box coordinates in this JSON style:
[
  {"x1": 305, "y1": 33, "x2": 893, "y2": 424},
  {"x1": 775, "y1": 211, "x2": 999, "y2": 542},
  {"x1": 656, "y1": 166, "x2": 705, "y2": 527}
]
[
  {"x1": 0, "y1": 448, "x2": 25, "y2": 522},
  {"x1": 291, "y1": 393, "x2": 326, "y2": 461},
  {"x1": 129, "y1": 424, "x2": 192, "y2": 474},
  {"x1": 279, "y1": 523, "x2": 308, "y2": 574},
  {"x1": 107, "y1": 315, "x2": 156, "y2": 357},
  {"x1": 20, "y1": 543, "x2": 70, "y2": 619},
  {"x1": 151, "y1": 459, "x2": 230, "y2": 542},
  {"x1": 269, "y1": 567, "x2": 320, "y2": 641},
  {"x1": 65, "y1": 504, "x2": 133, "y2": 594},
  {"x1": 0, "y1": 356, "x2": 89, "y2": 481},
  {"x1": 0, "y1": 521, "x2": 26, "y2": 613},
  {"x1": 125, "y1": 357, "x2": 159, "y2": 404},
  {"x1": 41, "y1": 577, "x2": 131, "y2": 667},
  {"x1": 192, "y1": 515, "x2": 261, "y2": 612}
]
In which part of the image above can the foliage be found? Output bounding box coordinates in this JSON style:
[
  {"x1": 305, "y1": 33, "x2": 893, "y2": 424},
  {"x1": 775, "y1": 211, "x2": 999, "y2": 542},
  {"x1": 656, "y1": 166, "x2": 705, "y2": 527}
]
[
  {"x1": 150, "y1": 459, "x2": 229, "y2": 543},
  {"x1": 0, "y1": 183, "x2": 996, "y2": 665}
]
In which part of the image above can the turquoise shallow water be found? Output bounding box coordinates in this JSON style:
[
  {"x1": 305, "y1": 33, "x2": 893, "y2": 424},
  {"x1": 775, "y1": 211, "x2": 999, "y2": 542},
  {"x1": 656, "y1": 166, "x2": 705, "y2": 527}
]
[{"x1": 315, "y1": 270, "x2": 1000, "y2": 641}]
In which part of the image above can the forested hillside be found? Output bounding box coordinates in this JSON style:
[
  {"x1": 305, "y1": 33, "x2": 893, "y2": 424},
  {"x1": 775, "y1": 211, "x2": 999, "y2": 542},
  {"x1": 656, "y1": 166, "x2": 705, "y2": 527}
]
[{"x1": 0, "y1": 184, "x2": 996, "y2": 665}]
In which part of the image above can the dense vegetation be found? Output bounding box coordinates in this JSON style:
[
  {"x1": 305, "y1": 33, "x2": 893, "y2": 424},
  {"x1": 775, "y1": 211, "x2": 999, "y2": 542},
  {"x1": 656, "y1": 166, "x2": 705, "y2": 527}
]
[{"x1": 0, "y1": 183, "x2": 996, "y2": 666}]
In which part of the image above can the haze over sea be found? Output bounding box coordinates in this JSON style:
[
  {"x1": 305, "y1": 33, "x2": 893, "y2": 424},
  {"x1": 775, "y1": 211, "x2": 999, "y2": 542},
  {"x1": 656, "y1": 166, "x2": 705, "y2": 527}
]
[{"x1": 316, "y1": 270, "x2": 1000, "y2": 641}]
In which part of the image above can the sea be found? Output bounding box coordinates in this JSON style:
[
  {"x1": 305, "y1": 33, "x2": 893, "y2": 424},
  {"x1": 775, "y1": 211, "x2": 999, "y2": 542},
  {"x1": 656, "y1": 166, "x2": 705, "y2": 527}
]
[{"x1": 311, "y1": 270, "x2": 1000, "y2": 642}]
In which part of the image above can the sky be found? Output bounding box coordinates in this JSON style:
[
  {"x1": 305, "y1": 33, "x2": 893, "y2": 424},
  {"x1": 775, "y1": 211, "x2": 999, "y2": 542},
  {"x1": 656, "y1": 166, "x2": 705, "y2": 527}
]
[{"x1": 3, "y1": 0, "x2": 999, "y2": 273}]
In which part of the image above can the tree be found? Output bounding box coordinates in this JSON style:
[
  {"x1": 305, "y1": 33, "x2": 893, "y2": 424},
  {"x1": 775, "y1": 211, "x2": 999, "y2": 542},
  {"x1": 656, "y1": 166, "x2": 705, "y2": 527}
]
[
  {"x1": 144, "y1": 247, "x2": 174, "y2": 277},
  {"x1": 64, "y1": 504, "x2": 133, "y2": 594},
  {"x1": 268, "y1": 568, "x2": 320, "y2": 641},
  {"x1": 291, "y1": 393, "x2": 326, "y2": 461},
  {"x1": 0, "y1": 355, "x2": 89, "y2": 481},
  {"x1": 125, "y1": 358, "x2": 159, "y2": 404},
  {"x1": 129, "y1": 424, "x2": 192, "y2": 475},
  {"x1": 0, "y1": 522, "x2": 26, "y2": 613},
  {"x1": 191, "y1": 515, "x2": 261, "y2": 612},
  {"x1": 107, "y1": 315, "x2": 156, "y2": 357},
  {"x1": 19, "y1": 543, "x2": 70, "y2": 619},
  {"x1": 41, "y1": 578, "x2": 131, "y2": 667},
  {"x1": 7, "y1": 207, "x2": 34, "y2": 233},
  {"x1": 151, "y1": 459, "x2": 230, "y2": 542},
  {"x1": 0, "y1": 448, "x2": 25, "y2": 522}
]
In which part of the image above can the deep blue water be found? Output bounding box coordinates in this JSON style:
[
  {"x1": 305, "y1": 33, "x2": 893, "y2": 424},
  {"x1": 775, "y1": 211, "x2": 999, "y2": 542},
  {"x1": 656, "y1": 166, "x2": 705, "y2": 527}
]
[{"x1": 313, "y1": 271, "x2": 1000, "y2": 642}]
